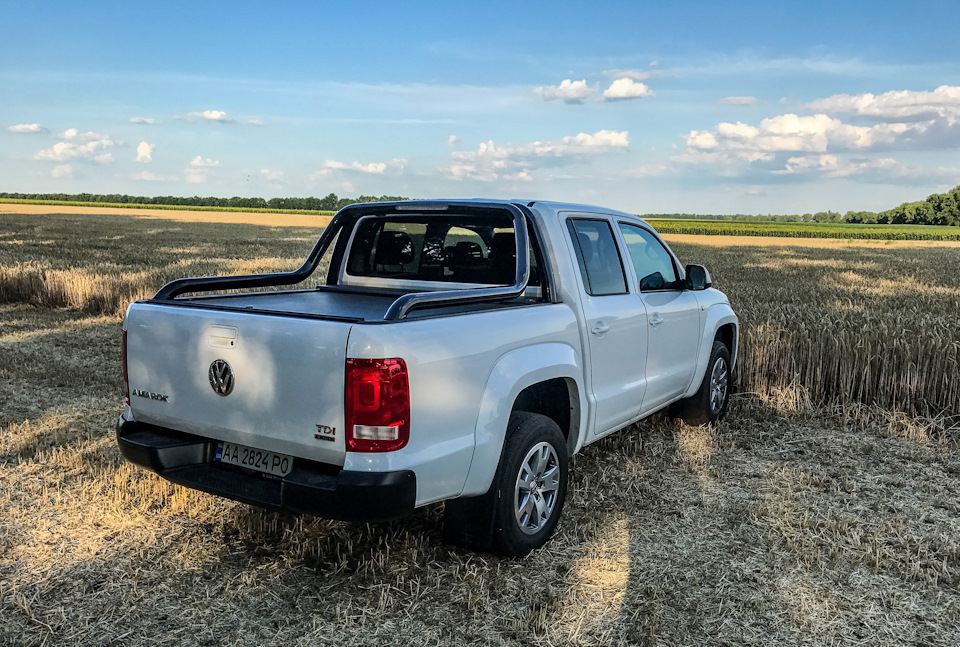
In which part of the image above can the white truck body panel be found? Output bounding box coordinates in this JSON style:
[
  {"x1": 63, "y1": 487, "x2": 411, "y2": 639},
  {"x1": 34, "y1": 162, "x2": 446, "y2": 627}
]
[{"x1": 119, "y1": 199, "x2": 738, "y2": 519}]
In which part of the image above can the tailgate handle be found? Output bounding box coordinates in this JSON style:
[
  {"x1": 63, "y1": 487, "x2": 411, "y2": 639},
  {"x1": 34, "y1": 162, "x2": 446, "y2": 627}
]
[{"x1": 209, "y1": 325, "x2": 238, "y2": 349}]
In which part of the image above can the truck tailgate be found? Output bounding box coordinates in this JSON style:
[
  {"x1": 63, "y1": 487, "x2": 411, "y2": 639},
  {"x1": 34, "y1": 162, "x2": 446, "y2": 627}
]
[{"x1": 125, "y1": 302, "x2": 350, "y2": 466}]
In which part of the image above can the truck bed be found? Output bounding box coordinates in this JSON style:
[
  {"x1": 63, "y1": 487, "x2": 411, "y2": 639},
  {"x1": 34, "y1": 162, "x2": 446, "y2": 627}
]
[{"x1": 173, "y1": 286, "x2": 541, "y2": 322}]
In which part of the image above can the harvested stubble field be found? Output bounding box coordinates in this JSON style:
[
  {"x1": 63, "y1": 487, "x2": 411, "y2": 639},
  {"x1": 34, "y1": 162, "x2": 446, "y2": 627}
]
[{"x1": 1, "y1": 208, "x2": 959, "y2": 646}]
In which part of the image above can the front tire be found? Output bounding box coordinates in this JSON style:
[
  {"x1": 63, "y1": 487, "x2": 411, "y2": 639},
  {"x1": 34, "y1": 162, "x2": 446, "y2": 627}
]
[{"x1": 672, "y1": 341, "x2": 732, "y2": 425}]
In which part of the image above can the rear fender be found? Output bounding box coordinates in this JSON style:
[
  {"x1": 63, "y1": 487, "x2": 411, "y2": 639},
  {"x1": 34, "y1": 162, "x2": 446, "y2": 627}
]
[{"x1": 460, "y1": 343, "x2": 584, "y2": 497}]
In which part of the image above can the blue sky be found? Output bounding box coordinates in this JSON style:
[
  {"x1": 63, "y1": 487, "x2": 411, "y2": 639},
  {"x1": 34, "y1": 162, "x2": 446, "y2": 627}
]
[{"x1": 2, "y1": 0, "x2": 960, "y2": 214}]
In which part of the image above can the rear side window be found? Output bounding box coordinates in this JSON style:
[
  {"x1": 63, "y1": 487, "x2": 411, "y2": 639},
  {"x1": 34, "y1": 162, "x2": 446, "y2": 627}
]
[{"x1": 567, "y1": 219, "x2": 627, "y2": 296}]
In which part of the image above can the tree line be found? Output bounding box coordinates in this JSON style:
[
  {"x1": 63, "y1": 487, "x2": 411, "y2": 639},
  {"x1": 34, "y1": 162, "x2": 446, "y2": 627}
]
[
  {"x1": 0, "y1": 192, "x2": 407, "y2": 212},
  {"x1": 649, "y1": 184, "x2": 960, "y2": 226},
  {"x1": 3, "y1": 184, "x2": 960, "y2": 226}
]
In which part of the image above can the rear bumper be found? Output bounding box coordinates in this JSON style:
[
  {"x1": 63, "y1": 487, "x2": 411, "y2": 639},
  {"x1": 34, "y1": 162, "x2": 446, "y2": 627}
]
[{"x1": 116, "y1": 418, "x2": 416, "y2": 522}]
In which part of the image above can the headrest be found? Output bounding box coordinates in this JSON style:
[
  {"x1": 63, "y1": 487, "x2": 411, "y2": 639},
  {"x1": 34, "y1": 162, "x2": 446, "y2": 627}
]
[{"x1": 375, "y1": 230, "x2": 415, "y2": 266}]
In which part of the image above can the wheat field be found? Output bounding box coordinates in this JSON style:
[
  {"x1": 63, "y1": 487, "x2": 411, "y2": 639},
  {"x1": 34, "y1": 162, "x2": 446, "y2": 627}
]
[{"x1": 1, "y1": 208, "x2": 959, "y2": 646}]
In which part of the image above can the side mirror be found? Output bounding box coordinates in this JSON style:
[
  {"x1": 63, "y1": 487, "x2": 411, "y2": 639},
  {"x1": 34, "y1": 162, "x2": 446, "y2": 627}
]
[{"x1": 684, "y1": 264, "x2": 711, "y2": 290}]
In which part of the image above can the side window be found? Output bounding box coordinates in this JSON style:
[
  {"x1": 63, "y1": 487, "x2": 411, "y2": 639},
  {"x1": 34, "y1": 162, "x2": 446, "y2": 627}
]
[
  {"x1": 567, "y1": 219, "x2": 627, "y2": 296},
  {"x1": 618, "y1": 223, "x2": 679, "y2": 291}
]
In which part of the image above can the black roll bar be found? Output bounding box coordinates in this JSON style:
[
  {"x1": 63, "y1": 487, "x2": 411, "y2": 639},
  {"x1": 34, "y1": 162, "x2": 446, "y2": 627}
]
[{"x1": 150, "y1": 201, "x2": 532, "y2": 321}]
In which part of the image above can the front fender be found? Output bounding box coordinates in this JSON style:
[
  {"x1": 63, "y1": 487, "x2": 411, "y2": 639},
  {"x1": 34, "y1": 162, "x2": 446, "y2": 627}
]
[
  {"x1": 684, "y1": 303, "x2": 739, "y2": 398},
  {"x1": 460, "y1": 343, "x2": 584, "y2": 497}
]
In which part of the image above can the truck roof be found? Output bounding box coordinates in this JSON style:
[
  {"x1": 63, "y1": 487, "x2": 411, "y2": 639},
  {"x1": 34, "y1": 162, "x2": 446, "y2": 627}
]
[{"x1": 345, "y1": 198, "x2": 644, "y2": 223}]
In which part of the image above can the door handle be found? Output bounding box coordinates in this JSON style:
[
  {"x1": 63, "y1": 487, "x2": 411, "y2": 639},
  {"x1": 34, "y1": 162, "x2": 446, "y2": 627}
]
[
  {"x1": 649, "y1": 312, "x2": 664, "y2": 327},
  {"x1": 591, "y1": 322, "x2": 610, "y2": 335}
]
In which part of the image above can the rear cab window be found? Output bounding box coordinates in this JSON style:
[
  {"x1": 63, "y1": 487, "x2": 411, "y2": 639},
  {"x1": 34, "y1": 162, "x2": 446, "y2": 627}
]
[{"x1": 340, "y1": 212, "x2": 544, "y2": 297}]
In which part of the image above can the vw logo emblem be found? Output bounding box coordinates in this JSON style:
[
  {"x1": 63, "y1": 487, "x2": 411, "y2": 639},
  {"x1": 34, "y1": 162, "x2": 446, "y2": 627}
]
[{"x1": 208, "y1": 359, "x2": 235, "y2": 396}]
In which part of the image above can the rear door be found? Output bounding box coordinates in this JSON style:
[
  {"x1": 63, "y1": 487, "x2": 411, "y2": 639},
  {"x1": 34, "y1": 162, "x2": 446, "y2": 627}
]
[
  {"x1": 616, "y1": 222, "x2": 702, "y2": 412},
  {"x1": 125, "y1": 303, "x2": 351, "y2": 466},
  {"x1": 564, "y1": 217, "x2": 649, "y2": 436}
]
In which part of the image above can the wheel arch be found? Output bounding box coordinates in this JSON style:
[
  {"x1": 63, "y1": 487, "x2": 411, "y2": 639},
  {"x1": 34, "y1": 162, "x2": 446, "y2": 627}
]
[
  {"x1": 461, "y1": 343, "x2": 584, "y2": 497},
  {"x1": 683, "y1": 304, "x2": 739, "y2": 399}
]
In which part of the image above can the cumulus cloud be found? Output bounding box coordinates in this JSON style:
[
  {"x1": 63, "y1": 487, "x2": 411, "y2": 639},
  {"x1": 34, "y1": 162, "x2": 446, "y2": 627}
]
[
  {"x1": 533, "y1": 79, "x2": 593, "y2": 104},
  {"x1": 806, "y1": 85, "x2": 960, "y2": 122},
  {"x1": 189, "y1": 155, "x2": 221, "y2": 168},
  {"x1": 605, "y1": 69, "x2": 654, "y2": 82},
  {"x1": 132, "y1": 171, "x2": 168, "y2": 181},
  {"x1": 36, "y1": 129, "x2": 116, "y2": 163},
  {"x1": 311, "y1": 158, "x2": 407, "y2": 180},
  {"x1": 183, "y1": 155, "x2": 221, "y2": 183},
  {"x1": 504, "y1": 170, "x2": 533, "y2": 182},
  {"x1": 8, "y1": 123, "x2": 47, "y2": 133},
  {"x1": 190, "y1": 110, "x2": 233, "y2": 123},
  {"x1": 135, "y1": 141, "x2": 154, "y2": 163},
  {"x1": 720, "y1": 96, "x2": 757, "y2": 106},
  {"x1": 773, "y1": 153, "x2": 960, "y2": 184},
  {"x1": 447, "y1": 129, "x2": 629, "y2": 181},
  {"x1": 130, "y1": 116, "x2": 156, "y2": 125},
  {"x1": 182, "y1": 110, "x2": 263, "y2": 126},
  {"x1": 602, "y1": 78, "x2": 654, "y2": 102},
  {"x1": 51, "y1": 165, "x2": 72, "y2": 178},
  {"x1": 448, "y1": 135, "x2": 461, "y2": 145},
  {"x1": 260, "y1": 168, "x2": 284, "y2": 182},
  {"x1": 682, "y1": 113, "x2": 913, "y2": 161}
]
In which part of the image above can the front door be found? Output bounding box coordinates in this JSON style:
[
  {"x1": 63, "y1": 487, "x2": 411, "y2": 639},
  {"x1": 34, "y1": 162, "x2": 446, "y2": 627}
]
[{"x1": 616, "y1": 222, "x2": 702, "y2": 412}]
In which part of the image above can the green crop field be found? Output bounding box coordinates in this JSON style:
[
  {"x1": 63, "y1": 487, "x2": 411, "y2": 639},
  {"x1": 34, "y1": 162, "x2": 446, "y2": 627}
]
[{"x1": 645, "y1": 218, "x2": 960, "y2": 241}]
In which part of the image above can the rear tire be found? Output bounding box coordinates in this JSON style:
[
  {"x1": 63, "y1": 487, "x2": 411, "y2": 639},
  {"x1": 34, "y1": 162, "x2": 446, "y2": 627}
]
[
  {"x1": 443, "y1": 412, "x2": 568, "y2": 557},
  {"x1": 671, "y1": 341, "x2": 731, "y2": 425},
  {"x1": 492, "y1": 412, "x2": 569, "y2": 557}
]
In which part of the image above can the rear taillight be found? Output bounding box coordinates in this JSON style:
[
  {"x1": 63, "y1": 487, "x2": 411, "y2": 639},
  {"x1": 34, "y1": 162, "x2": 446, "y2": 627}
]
[
  {"x1": 122, "y1": 328, "x2": 129, "y2": 404},
  {"x1": 345, "y1": 358, "x2": 409, "y2": 452}
]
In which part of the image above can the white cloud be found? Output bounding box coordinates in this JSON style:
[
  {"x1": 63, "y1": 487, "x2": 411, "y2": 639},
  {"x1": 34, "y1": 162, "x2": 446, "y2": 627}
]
[
  {"x1": 51, "y1": 164, "x2": 72, "y2": 178},
  {"x1": 183, "y1": 110, "x2": 262, "y2": 125},
  {"x1": 447, "y1": 129, "x2": 629, "y2": 181},
  {"x1": 602, "y1": 78, "x2": 654, "y2": 101},
  {"x1": 720, "y1": 96, "x2": 757, "y2": 106},
  {"x1": 189, "y1": 155, "x2": 221, "y2": 168},
  {"x1": 189, "y1": 109, "x2": 234, "y2": 123},
  {"x1": 533, "y1": 79, "x2": 593, "y2": 104},
  {"x1": 683, "y1": 113, "x2": 903, "y2": 161},
  {"x1": 504, "y1": 170, "x2": 533, "y2": 182},
  {"x1": 772, "y1": 154, "x2": 958, "y2": 183},
  {"x1": 806, "y1": 85, "x2": 960, "y2": 121},
  {"x1": 36, "y1": 129, "x2": 117, "y2": 162},
  {"x1": 132, "y1": 171, "x2": 168, "y2": 181},
  {"x1": 260, "y1": 168, "x2": 284, "y2": 182},
  {"x1": 310, "y1": 158, "x2": 407, "y2": 181},
  {"x1": 135, "y1": 141, "x2": 154, "y2": 163},
  {"x1": 184, "y1": 169, "x2": 208, "y2": 183},
  {"x1": 130, "y1": 116, "x2": 156, "y2": 125},
  {"x1": 183, "y1": 155, "x2": 221, "y2": 183},
  {"x1": 605, "y1": 69, "x2": 654, "y2": 82},
  {"x1": 8, "y1": 123, "x2": 47, "y2": 133},
  {"x1": 448, "y1": 135, "x2": 461, "y2": 145},
  {"x1": 58, "y1": 128, "x2": 112, "y2": 141}
]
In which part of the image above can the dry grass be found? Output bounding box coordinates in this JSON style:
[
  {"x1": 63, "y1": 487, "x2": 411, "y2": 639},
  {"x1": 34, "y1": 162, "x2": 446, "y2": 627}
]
[
  {"x1": 1, "y1": 209, "x2": 959, "y2": 645},
  {"x1": 0, "y1": 203, "x2": 333, "y2": 228}
]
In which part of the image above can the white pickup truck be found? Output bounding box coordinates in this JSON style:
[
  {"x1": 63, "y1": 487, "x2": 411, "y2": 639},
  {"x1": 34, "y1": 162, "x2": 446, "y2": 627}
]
[{"x1": 118, "y1": 200, "x2": 738, "y2": 556}]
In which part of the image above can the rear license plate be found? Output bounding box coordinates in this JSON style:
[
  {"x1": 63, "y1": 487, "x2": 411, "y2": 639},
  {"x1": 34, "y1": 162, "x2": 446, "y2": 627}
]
[{"x1": 215, "y1": 441, "x2": 293, "y2": 477}]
